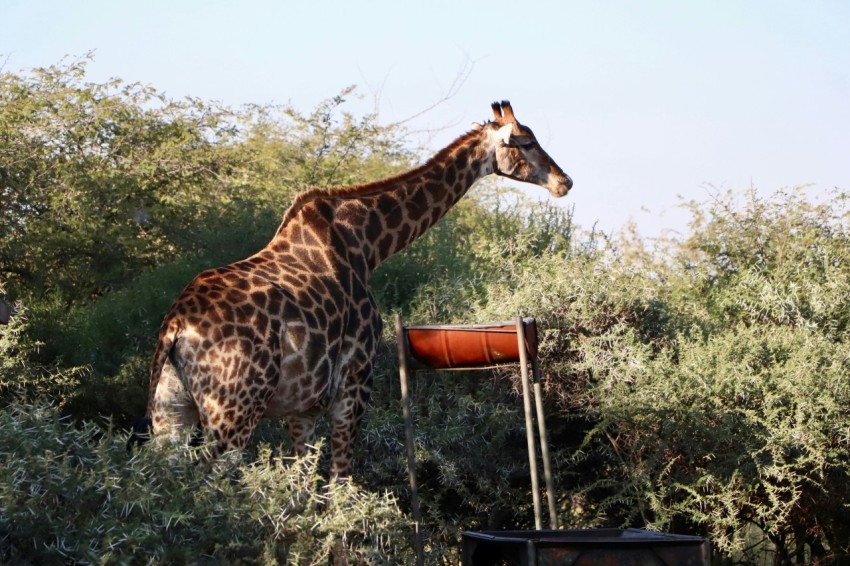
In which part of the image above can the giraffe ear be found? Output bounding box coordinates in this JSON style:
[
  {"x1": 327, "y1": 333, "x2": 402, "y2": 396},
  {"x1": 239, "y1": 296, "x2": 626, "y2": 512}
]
[{"x1": 494, "y1": 123, "x2": 513, "y2": 145}]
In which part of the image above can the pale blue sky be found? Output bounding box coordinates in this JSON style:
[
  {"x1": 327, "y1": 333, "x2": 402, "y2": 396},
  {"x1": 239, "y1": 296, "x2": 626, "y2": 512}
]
[{"x1": 3, "y1": 1, "x2": 849, "y2": 238}]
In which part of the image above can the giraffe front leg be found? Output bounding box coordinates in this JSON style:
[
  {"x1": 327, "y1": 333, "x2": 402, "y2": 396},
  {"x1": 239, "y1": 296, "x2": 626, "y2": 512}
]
[
  {"x1": 284, "y1": 413, "x2": 322, "y2": 479},
  {"x1": 285, "y1": 413, "x2": 318, "y2": 457},
  {"x1": 329, "y1": 368, "x2": 373, "y2": 479}
]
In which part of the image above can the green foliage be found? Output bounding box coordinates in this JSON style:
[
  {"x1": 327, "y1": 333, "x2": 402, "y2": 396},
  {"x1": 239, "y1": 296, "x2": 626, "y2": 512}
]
[
  {"x1": 1, "y1": 55, "x2": 244, "y2": 301},
  {"x1": 0, "y1": 286, "x2": 85, "y2": 408},
  {"x1": 676, "y1": 186, "x2": 850, "y2": 334},
  {"x1": 0, "y1": 57, "x2": 412, "y2": 306},
  {"x1": 4, "y1": 56, "x2": 850, "y2": 564},
  {"x1": 458, "y1": 187, "x2": 850, "y2": 562},
  {"x1": 249, "y1": 87, "x2": 410, "y2": 189},
  {"x1": 0, "y1": 403, "x2": 412, "y2": 564},
  {"x1": 617, "y1": 325, "x2": 850, "y2": 554}
]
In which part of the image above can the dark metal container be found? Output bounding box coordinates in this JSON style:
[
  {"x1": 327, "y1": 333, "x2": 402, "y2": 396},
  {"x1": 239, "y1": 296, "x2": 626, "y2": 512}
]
[{"x1": 462, "y1": 528, "x2": 710, "y2": 565}]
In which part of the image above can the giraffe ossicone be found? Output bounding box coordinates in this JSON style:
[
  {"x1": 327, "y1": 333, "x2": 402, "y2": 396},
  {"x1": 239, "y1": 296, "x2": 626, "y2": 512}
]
[{"x1": 147, "y1": 101, "x2": 572, "y2": 477}]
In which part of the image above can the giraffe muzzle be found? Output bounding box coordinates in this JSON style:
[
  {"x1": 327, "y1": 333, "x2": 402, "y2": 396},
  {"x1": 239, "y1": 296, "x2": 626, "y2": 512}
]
[{"x1": 548, "y1": 173, "x2": 573, "y2": 197}]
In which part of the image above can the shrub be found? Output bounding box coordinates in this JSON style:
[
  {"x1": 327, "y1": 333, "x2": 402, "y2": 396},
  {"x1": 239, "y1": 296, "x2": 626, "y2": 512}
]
[
  {"x1": 0, "y1": 288, "x2": 85, "y2": 409},
  {"x1": 455, "y1": 187, "x2": 850, "y2": 562},
  {"x1": 581, "y1": 323, "x2": 850, "y2": 559},
  {"x1": 0, "y1": 403, "x2": 413, "y2": 564}
]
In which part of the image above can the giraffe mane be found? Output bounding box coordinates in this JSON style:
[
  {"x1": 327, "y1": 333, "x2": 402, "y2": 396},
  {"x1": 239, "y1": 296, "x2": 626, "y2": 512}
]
[{"x1": 276, "y1": 124, "x2": 490, "y2": 231}]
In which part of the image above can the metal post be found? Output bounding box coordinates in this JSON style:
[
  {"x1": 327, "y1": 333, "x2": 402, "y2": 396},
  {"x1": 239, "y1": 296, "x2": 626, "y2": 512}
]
[
  {"x1": 516, "y1": 316, "x2": 543, "y2": 530},
  {"x1": 396, "y1": 314, "x2": 425, "y2": 566},
  {"x1": 532, "y1": 356, "x2": 558, "y2": 529}
]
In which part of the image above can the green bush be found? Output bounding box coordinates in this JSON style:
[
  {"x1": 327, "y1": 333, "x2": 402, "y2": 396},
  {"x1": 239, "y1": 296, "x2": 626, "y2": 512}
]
[
  {"x1": 0, "y1": 403, "x2": 412, "y2": 564},
  {"x1": 0, "y1": 287, "x2": 85, "y2": 409},
  {"x1": 460, "y1": 187, "x2": 850, "y2": 563}
]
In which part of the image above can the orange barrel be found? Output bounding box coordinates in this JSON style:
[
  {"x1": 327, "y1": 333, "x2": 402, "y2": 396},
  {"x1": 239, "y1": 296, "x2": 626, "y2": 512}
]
[{"x1": 405, "y1": 318, "x2": 538, "y2": 369}]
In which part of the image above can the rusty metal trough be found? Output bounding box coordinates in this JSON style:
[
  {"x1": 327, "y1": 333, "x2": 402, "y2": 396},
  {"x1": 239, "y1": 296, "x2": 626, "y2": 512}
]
[{"x1": 404, "y1": 319, "x2": 538, "y2": 369}]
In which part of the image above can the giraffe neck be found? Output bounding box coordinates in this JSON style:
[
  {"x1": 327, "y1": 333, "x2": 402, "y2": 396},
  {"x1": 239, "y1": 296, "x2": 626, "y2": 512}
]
[{"x1": 270, "y1": 128, "x2": 495, "y2": 271}]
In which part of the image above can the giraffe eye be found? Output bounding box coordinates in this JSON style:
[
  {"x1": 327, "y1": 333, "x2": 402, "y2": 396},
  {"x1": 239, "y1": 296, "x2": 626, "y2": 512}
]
[{"x1": 520, "y1": 142, "x2": 534, "y2": 150}]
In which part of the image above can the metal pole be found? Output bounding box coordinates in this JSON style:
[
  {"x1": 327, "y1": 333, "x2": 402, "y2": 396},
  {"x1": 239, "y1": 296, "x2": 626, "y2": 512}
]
[
  {"x1": 532, "y1": 356, "x2": 558, "y2": 529},
  {"x1": 516, "y1": 316, "x2": 543, "y2": 530},
  {"x1": 396, "y1": 314, "x2": 425, "y2": 566}
]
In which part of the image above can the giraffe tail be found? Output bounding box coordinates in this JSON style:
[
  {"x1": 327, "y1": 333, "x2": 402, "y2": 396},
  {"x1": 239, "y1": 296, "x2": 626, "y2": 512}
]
[{"x1": 146, "y1": 316, "x2": 181, "y2": 419}]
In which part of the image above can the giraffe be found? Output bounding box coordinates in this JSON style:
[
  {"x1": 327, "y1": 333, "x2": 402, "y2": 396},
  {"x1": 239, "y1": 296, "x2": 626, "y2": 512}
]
[{"x1": 147, "y1": 101, "x2": 572, "y2": 477}]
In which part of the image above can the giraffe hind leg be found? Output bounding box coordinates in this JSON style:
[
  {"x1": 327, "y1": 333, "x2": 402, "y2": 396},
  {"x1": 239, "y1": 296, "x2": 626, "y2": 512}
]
[{"x1": 329, "y1": 404, "x2": 362, "y2": 479}]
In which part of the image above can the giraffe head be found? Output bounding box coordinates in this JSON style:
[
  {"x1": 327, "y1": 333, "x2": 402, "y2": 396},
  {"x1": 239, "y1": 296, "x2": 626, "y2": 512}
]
[{"x1": 483, "y1": 101, "x2": 573, "y2": 197}]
